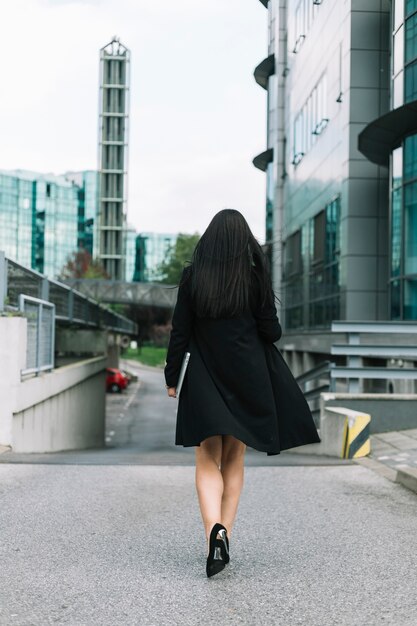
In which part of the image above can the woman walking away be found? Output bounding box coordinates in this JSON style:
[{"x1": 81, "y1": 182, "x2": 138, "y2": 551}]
[{"x1": 164, "y1": 209, "x2": 320, "y2": 578}]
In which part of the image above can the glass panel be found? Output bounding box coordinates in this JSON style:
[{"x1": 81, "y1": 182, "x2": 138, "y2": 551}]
[
  {"x1": 405, "y1": 59, "x2": 417, "y2": 101},
  {"x1": 393, "y1": 70, "x2": 404, "y2": 108},
  {"x1": 404, "y1": 182, "x2": 417, "y2": 274},
  {"x1": 405, "y1": 13, "x2": 417, "y2": 63},
  {"x1": 406, "y1": 0, "x2": 417, "y2": 18},
  {"x1": 404, "y1": 133, "x2": 417, "y2": 181},
  {"x1": 404, "y1": 279, "x2": 417, "y2": 319},
  {"x1": 390, "y1": 279, "x2": 401, "y2": 319},
  {"x1": 392, "y1": 145, "x2": 403, "y2": 188},
  {"x1": 266, "y1": 162, "x2": 274, "y2": 244},
  {"x1": 325, "y1": 197, "x2": 341, "y2": 262},
  {"x1": 394, "y1": 26, "x2": 404, "y2": 76},
  {"x1": 391, "y1": 187, "x2": 402, "y2": 276},
  {"x1": 313, "y1": 211, "x2": 325, "y2": 262},
  {"x1": 395, "y1": 0, "x2": 405, "y2": 31}
]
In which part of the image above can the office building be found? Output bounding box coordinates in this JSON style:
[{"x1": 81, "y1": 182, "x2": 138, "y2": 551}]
[
  {"x1": 253, "y1": 0, "x2": 404, "y2": 371},
  {"x1": 359, "y1": 0, "x2": 417, "y2": 321},
  {"x1": 125, "y1": 223, "x2": 137, "y2": 282},
  {"x1": 133, "y1": 232, "x2": 178, "y2": 282},
  {"x1": 97, "y1": 37, "x2": 130, "y2": 281},
  {"x1": 0, "y1": 169, "x2": 99, "y2": 279},
  {"x1": 65, "y1": 170, "x2": 99, "y2": 258}
]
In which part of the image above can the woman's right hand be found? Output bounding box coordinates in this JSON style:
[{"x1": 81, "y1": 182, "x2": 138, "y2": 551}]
[{"x1": 167, "y1": 387, "x2": 177, "y2": 398}]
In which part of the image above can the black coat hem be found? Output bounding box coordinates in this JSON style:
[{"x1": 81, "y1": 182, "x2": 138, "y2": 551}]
[
  {"x1": 175, "y1": 430, "x2": 321, "y2": 456},
  {"x1": 175, "y1": 431, "x2": 280, "y2": 456}
]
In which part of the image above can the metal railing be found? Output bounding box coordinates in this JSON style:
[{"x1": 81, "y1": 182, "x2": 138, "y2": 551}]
[
  {"x1": 0, "y1": 251, "x2": 137, "y2": 335},
  {"x1": 295, "y1": 321, "x2": 417, "y2": 399},
  {"x1": 19, "y1": 295, "x2": 55, "y2": 375},
  {"x1": 330, "y1": 320, "x2": 417, "y2": 393}
]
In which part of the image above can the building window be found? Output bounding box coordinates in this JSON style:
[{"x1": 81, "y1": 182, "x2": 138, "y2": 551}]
[
  {"x1": 405, "y1": 61, "x2": 417, "y2": 101},
  {"x1": 404, "y1": 279, "x2": 417, "y2": 319},
  {"x1": 405, "y1": 12, "x2": 417, "y2": 63},
  {"x1": 404, "y1": 181, "x2": 417, "y2": 274},
  {"x1": 406, "y1": 0, "x2": 417, "y2": 19},
  {"x1": 292, "y1": 74, "x2": 328, "y2": 166},
  {"x1": 283, "y1": 196, "x2": 341, "y2": 330},
  {"x1": 389, "y1": 133, "x2": 417, "y2": 320},
  {"x1": 404, "y1": 134, "x2": 417, "y2": 180},
  {"x1": 309, "y1": 197, "x2": 341, "y2": 328},
  {"x1": 266, "y1": 162, "x2": 274, "y2": 245},
  {"x1": 293, "y1": 0, "x2": 324, "y2": 53}
]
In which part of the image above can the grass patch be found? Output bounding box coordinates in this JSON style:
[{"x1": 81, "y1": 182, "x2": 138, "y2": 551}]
[{"x1": 123, "y1": 345, "x2": 167, "y2": 368}]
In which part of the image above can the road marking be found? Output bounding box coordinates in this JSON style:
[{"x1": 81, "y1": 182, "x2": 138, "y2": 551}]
[{"x1": 124, "y1": 380, "x2": 142, "y2": 410}]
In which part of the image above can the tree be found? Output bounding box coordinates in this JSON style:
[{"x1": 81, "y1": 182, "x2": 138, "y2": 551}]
[
  {"x1": 157, "y1": 232, "x2": 200, "y2": 284},
  {"x1": 59, "y1": 249, "x2": 110, "y2": 280}
]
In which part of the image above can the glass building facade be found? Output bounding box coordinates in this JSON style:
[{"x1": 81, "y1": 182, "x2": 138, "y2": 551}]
[
  {"x1": 254, "y1": 0, "x2": 392, "y2": 372},
  {"x1": 388, "y1": 2, "x2": 417, "y2": 320},
  {"x1": 65, "y1": 170, "x2": 99, "y2": 258},
  {"x1": 0, "y1": 169, "x2": 99, "y2": 279},
  {"x1": 133, "y1": 233, "x2": 178, "y2": 283}
]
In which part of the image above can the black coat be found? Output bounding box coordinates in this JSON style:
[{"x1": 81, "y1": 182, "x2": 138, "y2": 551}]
[{"x1": 164, "y1": 265, "x2": 321, "y2": 455}]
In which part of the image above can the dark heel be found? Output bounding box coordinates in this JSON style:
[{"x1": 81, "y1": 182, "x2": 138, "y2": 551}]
[
  {"x1": 217, "y1": 527, "x2": 230, "y2": 564},
  {"x1": 206, "y1": 523, "x2": 227, "y2": 578}
]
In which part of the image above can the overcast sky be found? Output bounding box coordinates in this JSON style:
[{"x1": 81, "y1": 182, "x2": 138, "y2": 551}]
[{"x1": 1, "y1": 0, "x2": 268, "y2": 241}]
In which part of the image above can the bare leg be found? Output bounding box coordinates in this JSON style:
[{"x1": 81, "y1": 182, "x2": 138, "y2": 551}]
[
  {"x1": 195, "y1": 436, "x2": 224, "y2": 549},
  {"x1": 220, "y1": 435, "x2": 246, "y2": 537}
]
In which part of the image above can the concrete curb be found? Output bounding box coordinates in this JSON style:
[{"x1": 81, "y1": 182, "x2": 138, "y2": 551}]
[
  {"x1": 355, "y1": 456, "x2": 417, "y2": 497},
  {"x1": 396, "y1": 467, "x2": 417, "y2": 494},
  {"x1": 354, "y1": 456, "x2": 397, "y2": 483}
]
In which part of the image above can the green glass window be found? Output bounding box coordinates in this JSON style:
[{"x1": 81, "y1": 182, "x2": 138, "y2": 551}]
[
  {"x1": 404, "y1": 279, "x2": 417, "y2": 319},
  {"x1": 405, "y1": 13, "x2": 417, "y2": 62},
  {"x1": 391, "y1": 279, "x2": 401, "y2": 319},
  {"x1": 391, "y1": 187, "x2": 402, "y2": 276},
  {"x1": 325, "y1": 197, "x2": 340, "y2": 262},
  {"x1": 405, "y1": 59, "x2": 417, "y2": 101},
  {"x1": 404, "y1": 134, "x2": 417, "y2": 180},
  {"x1": 404, "y1": 182, "x2": 417, "y2": 274},
  {"x1": 406, "y1": 0, "x2": 417, "y2": 18}
]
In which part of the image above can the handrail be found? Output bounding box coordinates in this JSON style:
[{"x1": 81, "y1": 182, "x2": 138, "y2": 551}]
[
  {"x1": 331, "y1": 344, "x2": 417, "y2": 357},
  {"x1": 0, "y1": 252, "x2": 137, "y2": 335},
  {"x1": 331, "y1": 321, "x2": 417, "y2": 333},
  {"x1": 296, "y1": 360, "x2": 333, "y2": 384}
]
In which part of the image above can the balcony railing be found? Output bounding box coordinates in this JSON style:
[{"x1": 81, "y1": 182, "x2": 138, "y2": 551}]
[{"x1": 0, "y1": 251, "x2": 137, "y2": 335}]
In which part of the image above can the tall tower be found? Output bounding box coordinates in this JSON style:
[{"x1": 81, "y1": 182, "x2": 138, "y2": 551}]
[{"x1": 97, "y1": 37, "x2": 130, "y2": 280}]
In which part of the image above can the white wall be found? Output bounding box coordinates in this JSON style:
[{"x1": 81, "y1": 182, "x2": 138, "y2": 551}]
[{"x1": 0, "y1": 317, "x2": 106, "y2": 453}]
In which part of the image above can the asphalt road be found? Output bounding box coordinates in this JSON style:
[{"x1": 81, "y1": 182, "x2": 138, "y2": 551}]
[{"x1": 1, "y1": 361, "x2": 417, "y2": 625}]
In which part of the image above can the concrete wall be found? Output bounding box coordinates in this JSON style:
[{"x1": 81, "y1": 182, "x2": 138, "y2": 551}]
[
  {"x1": 0, "y1": 317, "x2": 27, "y2": 446},
  {"x1": 0, "y1": 317, "x2": 106, "y2": 453},
  {"x1": 321, "y1": 392, "x2": 417, "y2": 434}
]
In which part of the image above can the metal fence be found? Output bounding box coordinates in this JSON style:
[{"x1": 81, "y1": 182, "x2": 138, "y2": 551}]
[
  {"x1": 296, "y1": 320, "x2": 417, "y2": 419},
  {"x1": 19, "y1": 295, "x2": 55, "y2": 375},
  {"x1": 0, "y1": 252, "x2": 137, "y2": 335}
]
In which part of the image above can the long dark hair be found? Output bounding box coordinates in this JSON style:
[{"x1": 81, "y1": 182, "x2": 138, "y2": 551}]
[{"x1": 182, "y1": 209, "x2": 279, "y2": 318}]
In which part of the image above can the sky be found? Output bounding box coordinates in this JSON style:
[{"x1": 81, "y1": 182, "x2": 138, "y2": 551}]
[{"x1": 0, "y1": 0, "x2": 268, "y2": 242}]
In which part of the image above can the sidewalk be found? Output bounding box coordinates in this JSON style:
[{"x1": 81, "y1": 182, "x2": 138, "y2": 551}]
[{"x1": 356, "y1": 428, "x2": 417, "y2": 495}]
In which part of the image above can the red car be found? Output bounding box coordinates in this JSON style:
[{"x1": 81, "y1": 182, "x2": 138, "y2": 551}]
[{"x1": 106, "y1": 368, "x2": 128, "y2": 393}]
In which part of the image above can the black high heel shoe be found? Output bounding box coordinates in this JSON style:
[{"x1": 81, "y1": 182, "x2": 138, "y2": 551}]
[
  {"x1": 206, "y1": 523, "x2": 228, "y2": 578},
  {"x1": 216, "y1": 527, "x2": 230, "y2": 564}
]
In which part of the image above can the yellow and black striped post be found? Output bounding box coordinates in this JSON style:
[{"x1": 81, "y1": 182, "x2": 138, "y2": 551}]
[{"x1": 341, "y1": 413, "x2": 371, "y2": 459}]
